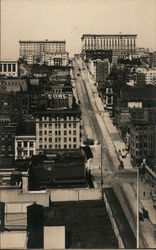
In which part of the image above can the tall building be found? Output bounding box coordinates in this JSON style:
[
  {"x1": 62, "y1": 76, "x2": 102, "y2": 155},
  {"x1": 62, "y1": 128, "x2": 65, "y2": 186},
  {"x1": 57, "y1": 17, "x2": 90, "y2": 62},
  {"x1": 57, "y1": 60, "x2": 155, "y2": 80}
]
[
  {"x1": 19, "y1": 40, "x2": 66, "y2": 57},
  {"x1": 19, "y1": 40, "x2": 69, "y2": 66},
  {"x1": 130, "y1": 119, "x2": 156, "y2": 166},
  {"x1": 81, "y1": 34, "x2": 137, "y2": 62},
  {"x1": 35, "y1": 108, "x2": 81, "y2": 153}
]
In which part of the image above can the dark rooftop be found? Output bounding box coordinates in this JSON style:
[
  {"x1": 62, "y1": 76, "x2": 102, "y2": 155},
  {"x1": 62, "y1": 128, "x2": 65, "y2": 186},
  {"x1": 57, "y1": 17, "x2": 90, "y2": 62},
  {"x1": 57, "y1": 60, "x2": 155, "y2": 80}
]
[
  {"x1": 104, "y1": 187, "x2": 136, "y2": 248},
  {"x1": 15, "y1": 122, "x2": 36, "y2": 136},
  {"x1": 121, "y1": 86, "x2": 156, "y2": 101},
  {"x1": 44, "y1": 200, "x2": 118, "y2": 249}
]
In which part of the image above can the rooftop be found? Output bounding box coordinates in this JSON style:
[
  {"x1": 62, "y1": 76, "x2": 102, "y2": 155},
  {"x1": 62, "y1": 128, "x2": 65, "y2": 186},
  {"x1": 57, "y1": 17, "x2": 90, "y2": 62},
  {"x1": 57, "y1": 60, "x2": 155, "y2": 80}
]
[
  {"x1": 44, "y1": 200, "x2": 118, "y2": 249},
  {"x1": 19, "y1": 39, "x2": 66, "y2": 43},
  {"x1": 82, "y1": 34, "x2": 137, "y2": 39},
  {"x1": 104, "y1": 187, "x2": 136, "y2": 248}
]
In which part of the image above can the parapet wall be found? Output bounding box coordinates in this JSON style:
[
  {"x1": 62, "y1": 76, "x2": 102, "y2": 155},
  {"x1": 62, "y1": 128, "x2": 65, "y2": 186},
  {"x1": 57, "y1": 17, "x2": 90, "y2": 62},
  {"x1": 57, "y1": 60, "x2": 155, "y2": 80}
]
[{"x1": 50, "y1": 188, "x2": 101, "y2": 202}]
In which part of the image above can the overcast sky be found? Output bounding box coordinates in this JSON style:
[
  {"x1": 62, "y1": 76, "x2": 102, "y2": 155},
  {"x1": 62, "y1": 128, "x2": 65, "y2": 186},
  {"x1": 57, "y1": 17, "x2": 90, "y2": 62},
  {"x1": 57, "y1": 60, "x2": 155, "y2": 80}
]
[{"x1": 1, "y1": 0, "x2": 156, "y2": 59}]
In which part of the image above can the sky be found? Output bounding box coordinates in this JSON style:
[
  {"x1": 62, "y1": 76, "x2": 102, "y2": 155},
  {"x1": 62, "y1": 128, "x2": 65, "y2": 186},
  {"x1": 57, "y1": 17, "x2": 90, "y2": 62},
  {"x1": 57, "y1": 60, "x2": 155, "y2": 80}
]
[{"x1": 1, "y1": 0, "x2": 156, "y2": 59}]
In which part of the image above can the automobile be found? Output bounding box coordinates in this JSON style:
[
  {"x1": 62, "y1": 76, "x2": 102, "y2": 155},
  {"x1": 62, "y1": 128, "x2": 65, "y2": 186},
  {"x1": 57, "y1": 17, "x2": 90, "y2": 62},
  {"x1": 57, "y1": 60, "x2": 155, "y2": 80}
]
[{"x1": 121, "y1": 149, "x2": 127, "y2": 158}]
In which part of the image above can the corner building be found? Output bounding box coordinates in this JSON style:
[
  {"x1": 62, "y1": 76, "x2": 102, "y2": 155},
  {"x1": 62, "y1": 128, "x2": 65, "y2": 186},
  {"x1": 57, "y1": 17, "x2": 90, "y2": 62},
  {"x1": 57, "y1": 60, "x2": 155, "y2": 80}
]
[{"x1": 35, "y1": 108, "x2": 81, "y2": 153}]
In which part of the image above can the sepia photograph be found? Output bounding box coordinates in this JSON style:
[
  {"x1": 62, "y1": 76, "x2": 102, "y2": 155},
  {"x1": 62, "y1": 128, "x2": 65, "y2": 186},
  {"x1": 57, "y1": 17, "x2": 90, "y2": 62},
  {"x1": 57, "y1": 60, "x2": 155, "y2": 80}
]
[{"x1": 0, "y1": 0, "x2": 156, "y2": 249}]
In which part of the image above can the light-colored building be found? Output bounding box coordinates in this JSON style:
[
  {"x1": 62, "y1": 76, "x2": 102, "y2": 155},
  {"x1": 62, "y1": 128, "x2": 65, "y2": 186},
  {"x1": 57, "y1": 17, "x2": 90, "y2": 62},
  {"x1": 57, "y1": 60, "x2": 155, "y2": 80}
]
[
  {"x1": 81, "y1": 34, "x2": 137, "y2": 62},
  {"x1": 136, "y1": 68, "x2": 156, "y2": 85},
  {"x1": 0, "y1": 78, "x2": 27, "y2": 93},
  {"x1": 41, "y1": 52, "x2": 69, "y2": 66},
  {"x1": 19, "y1": 39, "x2": 66, "y2": 57},
  {"x1": 15, "y1": 135, "x2": 36, "y2": 160},
  {"x1": 19, "y1": 39, "x2": 69, "y2": 66},
  {"x1": 0, "y1": 60, "x2": 18, "y2": 77},
  {"x1": 35, "y1": 108, "x2": 81, "y2": 152}
]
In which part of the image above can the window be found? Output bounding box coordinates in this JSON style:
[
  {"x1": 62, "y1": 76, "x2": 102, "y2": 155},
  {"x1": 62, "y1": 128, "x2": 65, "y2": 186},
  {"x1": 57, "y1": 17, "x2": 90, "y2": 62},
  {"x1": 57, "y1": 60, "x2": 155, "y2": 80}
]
[
  {"x1": 49, "y1": 145, "x2": 52, "y2": 149},
  {"x1": 64, "y1": 138, "x2": 67, "y2": 142},
  {"x1": 69, "y1": 137, "x2": 71, "y2": 141},
  {"x1": 69, "y1": 144, "x2": 71, "y2": 149},
  {"x1": 69, "y1": 130, "x2": 71, "y2": 135},
  {"x1": 58, "y1": 131, "x2": 61, "y2": 135},
  {"x1": 13, "y1": 64, "x2": 16, "y2": 72},
  {"x1": 55, "y1": 131, "x2": 57, "y2": 135},
  {"x1": 55, "y1": 138, "x2": 57, "y2": 142},
  {"x1": 39, "y1": 131, "x2": 42, "y2": 136},
  {"x1": 64, "y1": 144, "x2": 67, "y2": 149},
  {"x1": 49, "y1": 138, "x2": 52, "y2": 142},
  {"x1": 64, "y1": 123, "x2": 67, "y2": 128},
  {"x1": 73, "y1": 144, "x2": 76, "y2": 149},
  {"x1": 24, "y1": 150, "x2": 27, "y2": 156},
  {"x1": 44, "y1": 124, "x2": 47, "y2": 128},
  {"x1": 64, "y1": 130, "x2": 67, "y2": 135},
  {"x1": 73, "y1": 130, "x2": 76, "y2": 135},
  {"x1": 8, "y1": 64, "x2": 11, "y2": 72},
  {"x1": 39, "y1": 138, "x2": 42, "y2": 143},
  {"x1": 30, "y1": 141, "x2": 34, "y2": 148},
  {"x1": 18, "y1": 142, "x2": 22, "y2": 148},
  {"x1": 73, "y1": 137, "x2": 76, "y2": 142},
  {"x1": 49, "y1": 124, "x2": 52, "y2": 129},
  {"x1": 3, "y1": 64, "x2": 7, "y2": 72},
  {"x1": 39, "y1": 123, "x2": 42, "y2": 129},
  {"x1": 45, "y1": 137, "x2": 47, "y2": 142},
  {"x1": 44, "y1": 131, "x2": 47, "y2": 135},
  {"x1": 24, "y1": 141, "x2": 27, "y2": 147},
  {"x1": 49, "y1": 131, "x2": 52, "y2": 136},
  {"x1": 73, "y1": 123, "x2": 76, "y2": 128},
  {"x1": 30, "y1": 150, "x2": 33, "y2": 156}
]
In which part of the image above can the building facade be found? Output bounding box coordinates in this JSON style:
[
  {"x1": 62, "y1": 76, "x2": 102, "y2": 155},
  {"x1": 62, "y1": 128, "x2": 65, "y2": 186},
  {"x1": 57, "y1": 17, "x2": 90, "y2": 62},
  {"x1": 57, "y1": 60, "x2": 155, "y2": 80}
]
[
  {"x1": 130, "y1": 120, "x2": 156, "y2": 165},
  {"x1": 0, "y1": 60, "x2": 18, "y2": 77},
  {"x1": 15, "y1": 135, "x2": 36, "y2": 160},
  {"x1": 19, "y1": 40, "x2": 69, "y2": 66},
  {"x1": 19, "y1": 40, "x2": 66, "y2": 57},
  {"x1": 0, "y1": 122, "x2": 16, "y2": 159},
  {"x1": 0, "y1": 78, "x2": 27, "y2": 93},
  {"x1": 35, "y1": 108, "x2": 81, "y2": 152},
  {"x1": 81, "y1": 34, "x2": 137, "y2": 62}
]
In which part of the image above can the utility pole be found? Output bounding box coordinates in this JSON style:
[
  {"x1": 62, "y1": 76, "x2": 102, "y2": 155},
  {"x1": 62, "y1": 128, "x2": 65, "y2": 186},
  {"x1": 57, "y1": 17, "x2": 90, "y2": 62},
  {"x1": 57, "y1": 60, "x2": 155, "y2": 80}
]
[
  {"x1": 137, "y1": 167, "x2": 139, "y2": 248},
  {"x1": 101, "y1": 140, "x2": 103, "y2": 199}
]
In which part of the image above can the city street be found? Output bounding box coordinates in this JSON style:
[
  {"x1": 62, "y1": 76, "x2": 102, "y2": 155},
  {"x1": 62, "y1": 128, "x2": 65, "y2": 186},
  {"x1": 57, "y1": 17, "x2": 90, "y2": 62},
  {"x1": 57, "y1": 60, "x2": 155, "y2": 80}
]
[{"x1": 72, "y1": 56, "x2": 156, "y2": 248}]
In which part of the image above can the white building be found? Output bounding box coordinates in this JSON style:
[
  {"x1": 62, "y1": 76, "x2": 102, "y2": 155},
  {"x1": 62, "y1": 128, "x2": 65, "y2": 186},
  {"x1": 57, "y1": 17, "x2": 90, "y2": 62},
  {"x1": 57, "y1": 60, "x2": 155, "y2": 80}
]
[
  {"x1": 35, "y1": 108, "x2": 81, "y2": 152},
  {"x1": 15, "y1": 135, "x2": 36, "y2": 160},
  {"x1": 137, "y1": 68, "x2": 156, "y2": 85},
  {"x1": 0, "y1": 60, "x2": 18, "y2": 77}
]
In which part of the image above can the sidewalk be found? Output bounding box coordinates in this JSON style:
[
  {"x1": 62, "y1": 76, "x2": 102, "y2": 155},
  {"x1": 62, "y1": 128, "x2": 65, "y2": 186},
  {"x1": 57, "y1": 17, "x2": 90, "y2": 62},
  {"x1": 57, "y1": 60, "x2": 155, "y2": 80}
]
[{"x1": 84, "y1": 61, "x2": 132, "y2": 170}]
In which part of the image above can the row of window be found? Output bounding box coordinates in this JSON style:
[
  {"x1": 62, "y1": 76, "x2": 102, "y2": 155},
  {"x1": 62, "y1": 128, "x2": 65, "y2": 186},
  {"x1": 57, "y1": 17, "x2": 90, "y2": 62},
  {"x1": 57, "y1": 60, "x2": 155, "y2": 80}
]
[
  {"x1": 39, "y1": 115, "x2": 78, "y2": 121},
  {"x1": 17, "y1": 141, "x2": 34, "y2": 148},
  {"x1": 39, "y1": 137, "x2": 77, "y2": 143},
  {"x1": 0, "y1": 64, "x2": 16, "y2": 72},
  {"x1": 39, "y1": 123, "x2": 77, "y2": 129},
  {"x1": 39, "y1": 130, "x2": 77, "y2": 136},
  {"x1": 39, "y1": 144, "x2": 77, "y2": 149}
]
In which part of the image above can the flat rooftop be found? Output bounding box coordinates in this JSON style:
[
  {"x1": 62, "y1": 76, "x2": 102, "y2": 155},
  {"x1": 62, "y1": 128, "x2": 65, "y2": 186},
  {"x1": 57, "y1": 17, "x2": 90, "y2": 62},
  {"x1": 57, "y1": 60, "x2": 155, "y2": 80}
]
[
  {"x1": 104, "y1": 187, "x2": 136, "y2": 248},
  {"x1": 44, "y1": 200, "x2": 118, "y2": 249}
]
